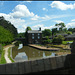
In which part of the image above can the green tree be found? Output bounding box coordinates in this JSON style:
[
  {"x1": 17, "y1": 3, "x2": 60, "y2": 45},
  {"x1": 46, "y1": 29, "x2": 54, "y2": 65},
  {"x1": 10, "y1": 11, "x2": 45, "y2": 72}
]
[
  {"x1": 42, "y1": 29, "x2": 52, "y2": 37},
  {"x1": 55, "y1": 22, "x2": 65, "y2": 31},
  {"x1": 25, "y1": 26, "x2": 32, "y2": 37},
  {"x1": 67, "y1": 31, "x2": 72, "y2": 35},
  {"x1": 42, "y1": 36, "x2": 52, "y2": 44},
  {"x1": 26, "y1": 26, "x2": 32, "y2": 32},
  {"x1": 0, "y1": 26, "x2": 14, "y2": 45},
  {"x1": 68, "y1": 28, "x2": 73, "y2": 32},
  {"x1": 0, "y1": 16, "x2": 18, "y2": 37},
  {"x1": 52, "y1": 28, "x2": 58, "y2": 35},
  {"x1": 52, "y1": 35, "x2": 65, "y2": 44}
]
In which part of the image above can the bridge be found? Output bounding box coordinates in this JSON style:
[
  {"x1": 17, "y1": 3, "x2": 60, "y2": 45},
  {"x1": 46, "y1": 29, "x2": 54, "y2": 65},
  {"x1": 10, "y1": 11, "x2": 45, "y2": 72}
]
[{"x1": 15, "y1": 37, "x2": 26, "y2": 45}]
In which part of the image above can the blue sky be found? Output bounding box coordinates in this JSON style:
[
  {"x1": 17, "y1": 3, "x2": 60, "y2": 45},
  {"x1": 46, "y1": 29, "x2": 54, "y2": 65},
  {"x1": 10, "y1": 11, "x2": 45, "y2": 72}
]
[{"x1": 0, "y1": 1, "x2": 75, "y2": 33}]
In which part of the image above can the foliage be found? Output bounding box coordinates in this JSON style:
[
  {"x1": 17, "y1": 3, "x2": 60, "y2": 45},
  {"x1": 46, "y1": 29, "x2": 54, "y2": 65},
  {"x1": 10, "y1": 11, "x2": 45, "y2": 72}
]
[
  {"x1": 52, "y1": 35, "x2": 65, "y2": 44},
  {"x1": 25, "y1": 26, "x2": 32, "y2": 37},
  {"x1": 67, "y1": 31, "x2": 72, "y2": 35},
  {"x1": 26, "y1": 26, "x2": 32, "y2": 32},
  {"x1": 0, "y1": 16, "x2": 18, "y2": 37},
  {"x1": 8, "y1": 48, "x2": 14, "y2": 62},
  {"x1": 0, "y1": 50, "x2": 6, "y2": 64},
  {"x1": 17, "y1": 33, "x2": 25, "y2": 38},
  {"x1": 0, "y1": 26, "x2": 14, "y2": 45},
  {"x1": 55, "y1": 22, "x2": 65, "y2": 31},
  {"x1": 62, "y1": 41, "x2": 73, "y2": 45},
  {"x1": 52, "y1": 28, "x2": 58, "y2": 35},
  {"x1": 14, "y1": 41, "x2": 22, "y2": 46},
  {"x1": 42, "y1": 29, "x2": 52, "y2": 37},
  {"x1": 42, "y1": 36, "x2": 52, "y2": 44}
]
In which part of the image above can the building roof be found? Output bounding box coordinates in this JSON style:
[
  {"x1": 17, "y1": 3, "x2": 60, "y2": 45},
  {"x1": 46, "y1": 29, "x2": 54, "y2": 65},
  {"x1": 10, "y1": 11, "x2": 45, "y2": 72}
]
[
  {"x1": 27, "y1": 30, "x2": 42, "y2": 33},
  {"x1": 56, "y1": 33, "x2": 68, "y2": 36},
  {"x1": 65, "y1": 33, "x2": 75, "y2": 38}
]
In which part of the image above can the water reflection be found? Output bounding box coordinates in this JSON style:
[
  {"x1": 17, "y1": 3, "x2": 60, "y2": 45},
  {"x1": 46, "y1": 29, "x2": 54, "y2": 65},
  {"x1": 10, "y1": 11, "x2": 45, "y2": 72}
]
[
  {"x1": 12, "y1": 44, "x2": 55, "y2": 62},
  {"x1": 18, "y1": 44, "x2": 23, "y2": 49}
]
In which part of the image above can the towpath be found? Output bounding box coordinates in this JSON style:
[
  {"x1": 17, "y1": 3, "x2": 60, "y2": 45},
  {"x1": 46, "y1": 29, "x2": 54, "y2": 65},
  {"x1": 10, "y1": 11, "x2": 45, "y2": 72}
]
[{"x1": 4, "y1": 45, "x2": 14, "y2": 63}]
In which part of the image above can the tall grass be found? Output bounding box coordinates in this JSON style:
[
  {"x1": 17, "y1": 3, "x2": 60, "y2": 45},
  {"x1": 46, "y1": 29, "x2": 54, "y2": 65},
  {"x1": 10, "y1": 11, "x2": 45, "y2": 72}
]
[
  {"x1": 8, "y1": 48, "x2": 14, "y2": 62},
  {"x1": 0, "y1": 50, "x2": 6, "y2": 64}
]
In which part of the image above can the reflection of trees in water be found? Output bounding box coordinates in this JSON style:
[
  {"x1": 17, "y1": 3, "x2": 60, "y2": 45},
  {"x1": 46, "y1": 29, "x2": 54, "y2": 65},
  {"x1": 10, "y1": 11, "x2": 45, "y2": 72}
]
[{"x1": 12, "y1": 46, "x2": 52, "y2": 60}]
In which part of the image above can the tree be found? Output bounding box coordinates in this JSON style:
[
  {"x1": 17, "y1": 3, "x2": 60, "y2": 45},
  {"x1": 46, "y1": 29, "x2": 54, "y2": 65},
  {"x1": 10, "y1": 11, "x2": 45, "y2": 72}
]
[
  {"x1": 55, "y1": 22, "x2": 65, "y2": 31},
  {"x1": 0, "y1": 16, "x2": 18, "y2": 37},
  {"x1": 42, "y1": 29, "x2": 52, "y2": 37},
  {"x1": 42, "y1": 36, "x2": 52, "y2": 44},
  {"x1": 52, "y1": 28, "x2": 58, "y2": 35},
  {"x1": 25, "y1": 26, "x2": 32, "y2": 37},
  {"x1": 67, "y1": 31, "x2": 72, "y2": 35},
  {"x1": 26, "y1": 26, "x2": 32, "y2": 32},
  {"x1": 68, "y1": 28, "x2": 73, "y2": 32},
  {"x1": 0, "y1": 26, "x2": 14, "y2": 45},
  {"x1": 52, "y1": 35, "x2": 65, "y2": 44}
]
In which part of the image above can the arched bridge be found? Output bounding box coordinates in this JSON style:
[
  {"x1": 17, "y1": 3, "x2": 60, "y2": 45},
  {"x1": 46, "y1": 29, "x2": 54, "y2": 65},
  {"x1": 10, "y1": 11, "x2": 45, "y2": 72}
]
[{"x1": 15, "y1": 38, "x2": 26, "y2": 45}]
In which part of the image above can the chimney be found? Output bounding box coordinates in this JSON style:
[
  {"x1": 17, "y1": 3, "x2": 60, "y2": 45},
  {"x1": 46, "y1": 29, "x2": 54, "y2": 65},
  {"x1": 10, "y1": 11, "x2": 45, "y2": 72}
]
[{"x1": 39, "y1": 27, "x2": 41, "y2": 31}]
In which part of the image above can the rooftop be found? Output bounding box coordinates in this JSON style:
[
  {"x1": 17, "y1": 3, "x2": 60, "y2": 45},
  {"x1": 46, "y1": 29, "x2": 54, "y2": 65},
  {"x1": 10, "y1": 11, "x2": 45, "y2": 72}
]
[
  {"x1": 65, "y1": 33, "x2": 75, "y2": 38},
  {"x1": 27, "y1": 30, "x2": 42, "y2": 33}
]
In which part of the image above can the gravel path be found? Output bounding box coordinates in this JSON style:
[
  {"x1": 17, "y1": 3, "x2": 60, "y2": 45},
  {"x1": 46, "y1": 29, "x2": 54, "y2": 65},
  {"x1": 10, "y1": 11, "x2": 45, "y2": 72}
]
[{"x1": 4, "y1": 45, "x2": 14, "y2": 63}]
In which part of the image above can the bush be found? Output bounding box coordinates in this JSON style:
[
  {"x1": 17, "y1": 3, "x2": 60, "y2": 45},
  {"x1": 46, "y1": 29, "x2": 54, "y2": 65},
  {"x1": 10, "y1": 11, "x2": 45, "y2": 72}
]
[
  {"x1": 14, "y1": 41, "x2": 22, "y2": 46},
  {"x1": 42, "y1": 36, "x2": 52, "y2": 44},
  {"x1": 52, "y1": 35, "x2": 65, "y2": 44}
]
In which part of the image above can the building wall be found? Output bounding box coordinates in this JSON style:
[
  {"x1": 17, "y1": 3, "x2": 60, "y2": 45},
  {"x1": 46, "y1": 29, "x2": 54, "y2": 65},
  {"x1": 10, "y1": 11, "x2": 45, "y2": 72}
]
[{"x1": 27, "y1": 33, "x2": 42, "y2": 44}]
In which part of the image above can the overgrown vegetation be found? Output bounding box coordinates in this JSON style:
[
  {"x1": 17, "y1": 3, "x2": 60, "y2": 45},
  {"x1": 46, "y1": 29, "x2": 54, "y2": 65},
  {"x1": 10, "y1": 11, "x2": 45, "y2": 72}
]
[
  {"x1": 0, "y1": 26, "x2": 14, "y2": 45},
  {"x1": 0, "y1": 50, "x2": 6, "y2": 64},
  {"x1": 0, "y1": 16, "x2": 18, "y2": 37},
  {"x1": 52, "y1": 35, "x2": 65, "y2": 44},
  {"x1": 8, "y1": 48, "x2": 14, "y2": 62}
]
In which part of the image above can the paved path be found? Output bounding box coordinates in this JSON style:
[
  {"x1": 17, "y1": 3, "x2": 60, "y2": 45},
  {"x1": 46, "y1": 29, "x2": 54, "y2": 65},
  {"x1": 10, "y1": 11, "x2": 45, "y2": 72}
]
[{"x1": 4, "y1": 45, "x2": 14, "y2": 63}]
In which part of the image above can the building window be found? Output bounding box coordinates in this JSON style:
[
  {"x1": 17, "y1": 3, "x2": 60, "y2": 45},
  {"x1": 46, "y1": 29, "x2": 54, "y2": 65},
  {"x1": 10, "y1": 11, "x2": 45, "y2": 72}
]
[
  {"x1": 38, "y1": 33, "x2": 40, "y2": 35},
  {"x1": 32, "y1": 36, "x2": 34, "y2": 39},
  {"x1": 38, "y1": 36, "x2": 40, "y2": 39},
  {"x1": 32, "y1": 33, "x2": 34, "y2": 35}
]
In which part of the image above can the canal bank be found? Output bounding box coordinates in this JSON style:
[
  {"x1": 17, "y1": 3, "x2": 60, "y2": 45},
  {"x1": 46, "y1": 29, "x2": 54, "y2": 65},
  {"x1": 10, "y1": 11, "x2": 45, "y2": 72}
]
[
  {"x1": 4, "y1": 45, "x2": 15, "y2": 63},
  {"x1": 28, "y1": 44, "x2": 60, "y2": 51}
]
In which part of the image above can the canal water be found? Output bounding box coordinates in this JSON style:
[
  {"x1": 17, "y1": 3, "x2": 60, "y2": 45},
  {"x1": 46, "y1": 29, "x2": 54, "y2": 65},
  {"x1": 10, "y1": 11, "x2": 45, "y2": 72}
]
[{"x1": 12, "y1": 44, "x2": 56, "y2": 62}]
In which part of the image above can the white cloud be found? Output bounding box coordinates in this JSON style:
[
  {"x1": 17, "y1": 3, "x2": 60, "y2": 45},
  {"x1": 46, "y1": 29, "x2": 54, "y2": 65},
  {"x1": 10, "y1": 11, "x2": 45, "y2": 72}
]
[
  {"x1": 43, "y1": 8, "x2": 46, "y2": 10},
  {"x1": 54, "y1": 20, "x2": 64, "y2": 23},
  {"x1": 32, "y1": 24, "x2": 55, "y2": 30},
  {"x1": 10, "y1": 4, "x2": 34, "y2": 18},
  {"x1": 42, "y1": 8, "x2": 48, "y2": 11},
  {"x1": 71, "y1": 19, "x2": 75, "y2": 21},
  {"x1": 66, "y1": 22, "x2": 75, "y2": 28},
  {"x1": 31, "y1": 15, "x2": 40, "y2": 20},
  {"x1": 0, "y1": 13, "x2": 26, "y2": 33},
  {"x1": 50, "y1": 1, "x2": 75, "y2": 10}
]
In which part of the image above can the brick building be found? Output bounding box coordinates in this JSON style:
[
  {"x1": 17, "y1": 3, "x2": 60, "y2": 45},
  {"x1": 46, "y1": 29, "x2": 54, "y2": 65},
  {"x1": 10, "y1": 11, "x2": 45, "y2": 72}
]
[{"x1": 26, "y1": 28, "x2": 42, "y2": 44}]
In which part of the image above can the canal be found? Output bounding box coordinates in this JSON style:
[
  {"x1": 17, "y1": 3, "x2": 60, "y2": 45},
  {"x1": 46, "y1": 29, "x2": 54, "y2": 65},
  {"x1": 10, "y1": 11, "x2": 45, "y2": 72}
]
[{"x1": 12, "y1": 44, "x2": 56, "y2": 62}]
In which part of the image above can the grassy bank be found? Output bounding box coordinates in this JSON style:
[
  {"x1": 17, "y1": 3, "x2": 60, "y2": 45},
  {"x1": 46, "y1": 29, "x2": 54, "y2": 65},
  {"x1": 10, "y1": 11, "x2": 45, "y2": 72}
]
[
  {"x1": 62, "y1": 41, "x2": 73, "y2": 45},
  {"x1": 0, "y1": 50, "x2": 6, "y2": 64},
  {"x1": 8, "y1": 47, "x2": 14, "y2": 62}
]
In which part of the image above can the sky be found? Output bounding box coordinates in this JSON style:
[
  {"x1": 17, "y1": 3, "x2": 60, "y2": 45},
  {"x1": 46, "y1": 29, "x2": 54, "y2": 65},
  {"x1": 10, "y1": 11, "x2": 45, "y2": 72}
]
[{"x1": 0, "y1": 1, "x2": 75, "y2": 33}]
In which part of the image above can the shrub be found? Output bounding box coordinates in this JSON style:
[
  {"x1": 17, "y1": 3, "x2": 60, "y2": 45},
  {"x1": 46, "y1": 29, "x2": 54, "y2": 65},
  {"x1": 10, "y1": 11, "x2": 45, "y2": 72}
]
[
  {"x1": 52, "y1": 35, "x2": 65, "y2": 44},
  {"x1": 42, "y1": 36, "x2": 52, "y2": 44}
]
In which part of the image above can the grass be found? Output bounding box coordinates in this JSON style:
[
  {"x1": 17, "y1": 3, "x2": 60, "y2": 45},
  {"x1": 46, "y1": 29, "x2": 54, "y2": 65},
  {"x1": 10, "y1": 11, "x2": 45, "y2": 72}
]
[
  {"x1": 62, "y1": 41, "x2": 73, "y2": 45},
  {"x1": 8, "y1": 47, "x2": 14, "y2": 62},
  {"x1": 0, "y1": 50, "x2": 6, "y2": 64}
]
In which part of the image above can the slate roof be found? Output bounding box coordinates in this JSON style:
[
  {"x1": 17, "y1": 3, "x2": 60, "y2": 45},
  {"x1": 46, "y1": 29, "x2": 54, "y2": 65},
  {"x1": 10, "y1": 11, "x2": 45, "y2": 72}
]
[
  {"x1": 27, "y1": 30, "x2": 42, "y2": 33},
  {"x1": 65, "y1": 33, "x2": 75, "y2": 38}
]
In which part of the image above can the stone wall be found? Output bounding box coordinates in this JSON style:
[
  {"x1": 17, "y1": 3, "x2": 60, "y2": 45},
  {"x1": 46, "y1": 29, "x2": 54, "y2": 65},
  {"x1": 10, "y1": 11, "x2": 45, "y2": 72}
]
[{"x1": 0, "y1": 54, "x2": 69, "y2": 74}]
